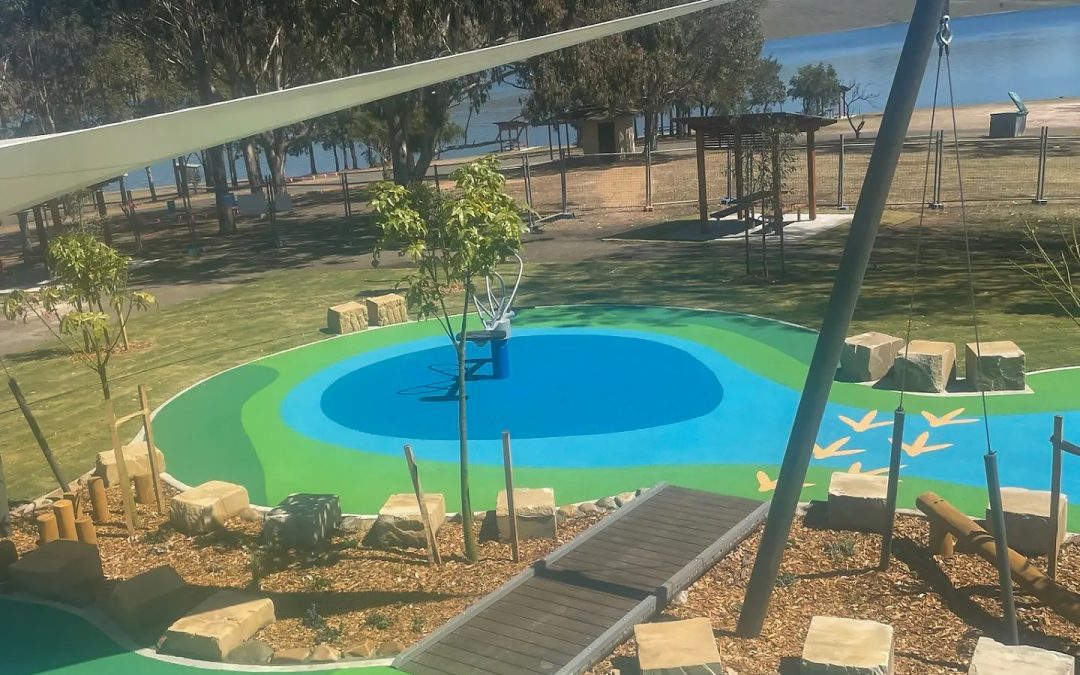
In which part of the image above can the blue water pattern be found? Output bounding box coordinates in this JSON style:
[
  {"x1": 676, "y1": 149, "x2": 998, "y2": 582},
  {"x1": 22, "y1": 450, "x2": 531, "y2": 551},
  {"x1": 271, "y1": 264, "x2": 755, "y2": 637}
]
[
  {"x1": 121, "y1": 7, "x2": 1080, "y2": 190},
  {"x1": 282, "y1": 328, "x2": 1080, "y2": 493}
]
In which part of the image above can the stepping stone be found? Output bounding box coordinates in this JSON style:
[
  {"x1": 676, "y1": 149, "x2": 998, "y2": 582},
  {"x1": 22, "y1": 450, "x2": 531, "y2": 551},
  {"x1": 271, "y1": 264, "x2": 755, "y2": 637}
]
[
  {"x1": 985, "y1": 487, "x2": 1067, "y2": 555},
  {"x1": 801, "y1": 615, "x2": 894, "y2": 675},
  {"x1": 828, "y1": 472, "x2": 890, "y2": 533},
  {"x1": 497, "y1": 487, "x2": 557, "y2": 541},
  {"x1": 326, "y1": 301, "x2": 368, "y2": 334},
  {"x1": 366, "y1": 293, "x2": 409, "y2": 327},
  {"x1": 634, "y1": 617, "x2": 723, "y2": 675},
  {"x1": 170, "y1": 481, "x2": 250, "y2": 535},
  {"x1": 365, "y1": 493, "x2": 446, "y2": 549},
  {"x1": 227, "y1": 639, "x2": 274, "y2": 665},
  {"x1": 264, "y1": 493, "x2": 342, "y2": 550},
  {"x1": 968, "y1": 636, "x2": 1073, "y2": 674},
  {"x1": 891, "y1": 340, "x2": 956, "y2": 393},
  {"x1": 966, "y1": 341, "x2": 1026, "y2": 391},
  {"x1": 160, "y1": 590, "x2": 275, "y2": 662},
  {"x1": 104, "y1": 565, "x2": 197, "y2": 638},
  {"x1": 840, "y1": 332, "x2": 905, "y2": 382},
  {"x1": 8, "y1": 540, "x2": 104, "y2": 605},
  {"x1": 95, "y1": 441, "x2": 167, "y2": 488}
]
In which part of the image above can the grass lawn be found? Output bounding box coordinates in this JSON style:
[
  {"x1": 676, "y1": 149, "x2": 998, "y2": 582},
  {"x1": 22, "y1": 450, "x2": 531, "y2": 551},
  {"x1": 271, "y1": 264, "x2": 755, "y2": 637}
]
[{"x1": 1, "y1": 202, "x2": 1077, "y2": 501}]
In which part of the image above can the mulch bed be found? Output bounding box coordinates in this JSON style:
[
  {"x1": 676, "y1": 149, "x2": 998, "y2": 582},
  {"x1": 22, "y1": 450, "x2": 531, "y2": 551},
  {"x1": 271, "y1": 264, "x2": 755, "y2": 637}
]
[{"x1": 5, "y1": 484, "x2": 1080, "y2": 673}]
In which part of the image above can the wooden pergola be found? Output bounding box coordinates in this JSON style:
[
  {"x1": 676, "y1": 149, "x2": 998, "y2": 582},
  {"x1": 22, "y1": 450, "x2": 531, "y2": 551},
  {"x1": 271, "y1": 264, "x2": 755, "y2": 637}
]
[{"x1": 676, "y1": 113, "x2": 837, "y2": 225}]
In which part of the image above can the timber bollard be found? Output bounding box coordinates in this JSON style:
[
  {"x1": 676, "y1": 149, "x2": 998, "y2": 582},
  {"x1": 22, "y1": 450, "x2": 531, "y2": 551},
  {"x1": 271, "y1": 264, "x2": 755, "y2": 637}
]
[
  {"x1": 53, "y1": 499, "x2": 77, "y2": 541},
  {"x1": 134, "y1": 474, "x2": 154, "y2": 504},
  {"x1": 89, "y1": 477, "x2": 109, "y2": 523},
  {"x1": 37, "y1": 513, "x2": 58, "y2": 545},
  {"x1": 75, "y1": 516, "x2": 98, "y2": 546}
]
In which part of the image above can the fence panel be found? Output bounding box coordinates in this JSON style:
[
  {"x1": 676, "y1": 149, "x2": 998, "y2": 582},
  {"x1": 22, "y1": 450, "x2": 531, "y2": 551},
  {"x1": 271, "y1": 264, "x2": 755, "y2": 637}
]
[{"x1": 1044, "y1": 137, "x2": 1080, "y2": 202}]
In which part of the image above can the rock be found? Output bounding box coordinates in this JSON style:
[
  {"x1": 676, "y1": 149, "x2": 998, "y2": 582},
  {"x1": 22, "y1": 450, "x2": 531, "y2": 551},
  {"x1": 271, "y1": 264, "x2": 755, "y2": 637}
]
[
  {"x1": 170, "y1": 481, "x2": 250, "y2": 535},
  {"x1": 8, "y1": 540, "x2": 104, "y2": 605},
  {"x1": 801, "y1": 616, "x2": 893, "y2": 675},
  {"x1": 365, "y1": 493, "x2": 446, "y2": 549},
  {"x1": 634, "y1": 617, "x2": 723, "y2": 675},
  {"x1": 310, "y1": 644, "x2": 341, "y2": 662},
  {"x1": 272, "y1": 647, "x2": 311, "y2": 664},
  {"x1": 32, "y1": 497, "x2": 54, "y2": 514},
  {"x1": 366, "y1": 293, "x2": 409, "y2": 327},
  {"x1": 238, "y1": 508, "x2": 264, "y2": 523},
  {"x1": 105, "y1": 565, "x2": 196, "y2": 638},
  {"x1": 340, "y1": 515, "x2": 375, "y2": 535},
  {"x1": 344, "y1": 640, "x2": 376, "y2": 659},
  {"x1": 635, "y1": 486, "x2": 651, "y2": 497},
  {"x1": 614, "y1": 491, "x2": 636, "y2": 507},
  {"x1": 840, "y1": 332, "x2": 905, "y2": 382},
  {"x1": 94, "y1": 441, "x2": 167, "y2": 488},
  {"x1": 327, "y1": 301, "x2": 368, "y2": 334},
  {"x1": 577, "y1": 502, "x2": 600, "y2": 515},
  {"x1": 497, "y1": 488, "x2": 556, "y2": 541},
  {"x1": 828, "y1": 472, "x2": 890, "y2": 533},
  {"x1": 264, "y1": 493, "x2": 342, "y2": 550},
  {"x1": 985, "y1": 487, "x2": 1067, "y2": 555},
  {"x1": 673, "y1": 590, "x2": 689, "y2": 606},
  {"x1": 966, "y1": 341, "x2": 1026, "y2": 391},
  {"x1": 595, "y1": 496, "x2": 618, "y2": 511},
  {"x1": 374, "y1": 640, "x2": 405, "y2": 658},
  {"x1": 160, "y1": 591, "x2": 275, "y2": 661},
  {"x1": 890, "y1": 340, "x2": 956, "y2": 393},
  {"x1": 557, "y1": 504, "x2": 579, "y2": 522},
  {"x1": 227, "y1": 639, "x2": 274, "y2": 665},
  {"x1": 968, "y1": 636, "x2": 1073, "y2": 674}
]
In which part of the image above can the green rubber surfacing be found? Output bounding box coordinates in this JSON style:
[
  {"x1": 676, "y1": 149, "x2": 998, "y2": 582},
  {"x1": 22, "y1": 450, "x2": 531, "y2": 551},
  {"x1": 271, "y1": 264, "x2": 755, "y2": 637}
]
[{"x1": 153, "y1": 305, "x2": 1080, "y2": 526}]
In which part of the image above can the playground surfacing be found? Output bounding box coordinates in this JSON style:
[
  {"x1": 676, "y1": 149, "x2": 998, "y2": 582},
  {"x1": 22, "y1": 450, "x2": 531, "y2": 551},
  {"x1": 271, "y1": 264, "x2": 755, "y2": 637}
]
[{"x1": 154, "y1": 305, "x2": 1080, "y2": 526}]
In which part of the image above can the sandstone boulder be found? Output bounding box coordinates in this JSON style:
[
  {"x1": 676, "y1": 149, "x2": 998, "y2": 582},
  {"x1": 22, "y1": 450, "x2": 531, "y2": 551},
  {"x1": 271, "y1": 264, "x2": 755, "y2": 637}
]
[
  {"x1": 227, "y1": 639, "x2": 274, "y2": 665},
  {"x1": 634, "y1": 617, "x2": 723, "y2": 675},
  {"x1": 366, "y1": 293, "x2": 408, "y2": 327},
  {"x1": 497, "y1": 487, "x2": 556, "y2": 541},
  {"x1": 985, "y1": 487, "x2": 1067, "y2": 555},
  {"x1": 840, "y1": 332, "x2": 906, "y2": 382},
  {"x1": 968, "y1": 636, "x2": 1073, "y2": 674},
  {"x1": 891, "y1": 340, "x2": 956, "y2": 393},
  {"x1": 170, "y1": 481, "x2": 249, "y2": 535},
  {"x1": 801, "y1": 616, "x2": 893, "y2": 675},
  {"x1": 8, "y1": 540, "x2": 104, "y2": 605},
  {"x1": 272, "y1": 647, "x2": 311, "y2": 664},
  {"x1": 365, "y1": 493, "x2": 445, "y2": 549},
  {"x1": 828, "y1": 472, "x2": 890, "y2": 533},
  {"x1": 160, "y1": 591, "x2": 275, "y2": 662},
  {"x1": 327, "y1": 301, "x2": 368, "y2": 335},
  {"x1": 95, "y1": 441, "x2": 166, "y2": 487},
  {"x1": 104, "y1": 565, "x2": 196, "y2": 638},
  {"x1": 264, "y1": 493, "x2": 342, "y2": 550},
  {"x1": 966, "y1": 341, "x2": 1025, "y2": 391}
]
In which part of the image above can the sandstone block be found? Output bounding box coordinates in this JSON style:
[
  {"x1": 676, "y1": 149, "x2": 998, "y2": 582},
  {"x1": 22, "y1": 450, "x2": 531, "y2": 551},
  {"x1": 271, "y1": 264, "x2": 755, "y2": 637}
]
[
  {"x1": 985, "y1": 487, "x2": 1067, "y2": 555},
  {"x1": 264, "y1": 493, "x2": 342, "y2": 550},
  {"x1": 95, "y1": 441, "x2": 167, "y2": 487},
  {"x1": 227, "y1": 639, "x2": 274, "y2": 665},
  {"x1": 170, "y1": 481, "x2": 250, "y2": 535},
  {"x1": 272, "y1": 647, "x2": 311, "y2": 664},
  {"x1": 801, "y1": 616, "x2": 894, "y2": 675},
  {"x1": 345, "y1": 640, "x2": 376, "y2": 658},
  {"x1": 161, "y1": 591, "x2": 275, "y2": 661},
  {"x1": 497, "y1": 487, "x2": 557, "y2": 541},
  {"x1": 968, "y1": 636, "x2": 1073, "y2": 674},
  {"x1": 8, "y1": 540, "x2": 104, "y2": 605},
  {"x1": 365, "y1": 493, "x2": 446, "y2": 549},
  {"x1": 374, "y1": 641, "x2": 405, "y2": 658},
  {"x1": 105, "y1": 565, "x2": 196, "y2": 637},
  {"x1": 634, "y1": 617, "x2": 723, "y2": 675},
  {"x1": 840, "y1": 332, "x2": 906, "y2": 382},
  {"x1": 366, "y1": 293, "x2": 408, "y2": 327},
  {"x1": 828, "y1": 473, "x2": 890, "y2": 533},
  {"x1": 966, "y1": 341, "x2": 1025, "y2": 391},
  {"x1": 310, "y1": 644, "x2": 341, "y2": 662},
  {"x1": 891, "y1": 340, "x2": 956, "y2": 393},
  {"x1": 327, "y1": 301, "x2": 368, "y2": 335}
]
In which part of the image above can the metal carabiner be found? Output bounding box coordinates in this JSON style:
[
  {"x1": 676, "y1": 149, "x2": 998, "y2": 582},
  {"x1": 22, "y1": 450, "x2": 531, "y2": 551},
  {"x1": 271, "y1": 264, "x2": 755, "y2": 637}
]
[{"x1": 937, "y1": 15, "x2": 953, "y2": 51}]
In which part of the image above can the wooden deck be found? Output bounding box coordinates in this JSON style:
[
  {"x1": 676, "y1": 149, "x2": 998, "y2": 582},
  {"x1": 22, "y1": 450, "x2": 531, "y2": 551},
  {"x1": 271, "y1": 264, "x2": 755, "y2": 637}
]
[{"x1": 394, "y1": 483, "x2": 768, "y2": 675}]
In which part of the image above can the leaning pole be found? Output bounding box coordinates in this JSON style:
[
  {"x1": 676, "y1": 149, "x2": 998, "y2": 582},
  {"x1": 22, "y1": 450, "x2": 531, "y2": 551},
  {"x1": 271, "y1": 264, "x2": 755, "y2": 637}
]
[{"x1": 737, "y1": 0, "x2": 948, "y2": 636}]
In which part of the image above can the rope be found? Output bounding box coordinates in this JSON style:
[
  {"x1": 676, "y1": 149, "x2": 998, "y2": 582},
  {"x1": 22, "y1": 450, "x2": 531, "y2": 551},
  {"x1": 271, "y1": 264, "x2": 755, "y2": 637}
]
[
  {"x1": 944, "y1": 42, "x2": 995, "y2": 453},
  {"x1": 898, "y1": 43, "x2": 946, "y2": 411}
]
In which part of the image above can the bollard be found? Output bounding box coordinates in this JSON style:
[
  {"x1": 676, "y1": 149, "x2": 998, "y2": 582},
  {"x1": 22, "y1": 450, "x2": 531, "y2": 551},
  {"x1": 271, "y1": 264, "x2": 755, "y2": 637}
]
[
  {"x1": 75, "y1": 516, "x2": 98, "y2": 546},
  {"x1": 37, "y1": 513, "x2": 59, "y2": 545},
  {"x1": 134, "y1": 474, "x2": 153, "y2": 504},
  {"x1": 53, "y1": 499, "x2": 77, "y2": 541},
  {"x1": 89, "y1": 477, "x2": 109, "y2": 523}
]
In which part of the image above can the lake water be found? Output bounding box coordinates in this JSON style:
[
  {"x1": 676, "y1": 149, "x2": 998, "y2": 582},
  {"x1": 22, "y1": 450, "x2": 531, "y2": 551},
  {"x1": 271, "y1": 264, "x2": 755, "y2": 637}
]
[{"x1": 126, "y1": 5, "x2": 1080, "y2": 190}]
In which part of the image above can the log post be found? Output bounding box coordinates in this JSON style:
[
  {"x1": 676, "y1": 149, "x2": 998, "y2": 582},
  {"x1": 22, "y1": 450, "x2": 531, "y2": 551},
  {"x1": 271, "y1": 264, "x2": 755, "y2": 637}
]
[
  {"x1": 105, "y1": 400, "x2": 139, "y2": 535},
  {"x1": 37, "y1": 513, "x2": 58, "y2": 545},
  {"x1": 89, "y1": 477, "x2": 109, "y2": 524},
  {"x1": 9, "y1": 377, "x2": 71, "y2": 495},
  {"x1": 138, "y1": 385, "x2": 166, "y2": 513},
  {"x1": 502, "y1": 431, "x2": 520, "y2": 563},
  {"x1": 134, "y1": 474, "x2": 154, "y2": 504},
  {"x1": 75, "y1": 516, "x2": 98, "y2": 546},
  {"x1": 403, "y1": 445, "x2": 442, "y2": 566},
  {"x1": 806, "y1": 129, "x2": 818, "y2": 221},
  {"x1": 53, "y1": 500, "x2": 76, "y2": 541}
]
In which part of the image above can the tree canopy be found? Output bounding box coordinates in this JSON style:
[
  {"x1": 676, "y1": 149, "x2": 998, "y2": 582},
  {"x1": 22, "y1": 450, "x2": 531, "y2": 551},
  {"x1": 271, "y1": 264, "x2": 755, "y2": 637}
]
[{"x1": 787, "y1": 62, "x2": 841, "y2": 116}]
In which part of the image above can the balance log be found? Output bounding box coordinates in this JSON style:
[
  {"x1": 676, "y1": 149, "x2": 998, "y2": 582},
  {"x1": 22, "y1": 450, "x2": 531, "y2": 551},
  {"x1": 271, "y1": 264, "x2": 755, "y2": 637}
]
[{"x1": 916, "y1": 491, "x2": 1080, "y2": 625}]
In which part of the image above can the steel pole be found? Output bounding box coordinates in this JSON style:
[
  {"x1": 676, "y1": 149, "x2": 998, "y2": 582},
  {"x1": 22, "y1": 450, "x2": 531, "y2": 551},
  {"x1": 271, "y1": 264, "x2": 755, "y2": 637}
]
[
  {"x1": 985, "y1": 452, "x2": 1020, "y2": 644},
  {"x1": 879, "y1": 409, "x2": 906, "y2": 569},
  {"x1": 1049, "y1": 415, "x2": 1064, "y2": 578},
  {"x1": 737, "y1": 0, "x2": 946, "y2": 637}
]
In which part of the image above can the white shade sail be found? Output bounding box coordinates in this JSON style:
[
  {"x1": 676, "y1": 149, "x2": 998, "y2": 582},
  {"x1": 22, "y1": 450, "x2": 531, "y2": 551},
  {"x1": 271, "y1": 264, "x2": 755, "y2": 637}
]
[{"x1": 0, "y1": 0, "x2": 731, "y2": 217}]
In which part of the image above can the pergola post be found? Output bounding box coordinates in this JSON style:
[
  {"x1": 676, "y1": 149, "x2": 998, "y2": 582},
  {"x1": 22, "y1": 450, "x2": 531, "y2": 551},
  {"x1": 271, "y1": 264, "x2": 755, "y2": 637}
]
[
  {"x1": 806, "y1": 129, "x2": 817, "y2": 220},
  {"x1": 696, "y1": 129, "x2": 708, "y2": 229},
  {"x1": 734, "y1": 130, "x2": 745, "y2": 218},
  {"x1": 772, "y1": 133, "x2": 785, "y2": 275}
]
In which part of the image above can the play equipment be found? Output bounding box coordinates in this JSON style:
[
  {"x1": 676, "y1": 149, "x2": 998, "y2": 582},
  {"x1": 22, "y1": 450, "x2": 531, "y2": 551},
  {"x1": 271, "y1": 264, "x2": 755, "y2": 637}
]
[
  {"x1": 465, "y1": 253, "x2": 523, "y2": 380},
  {"x1": 916, "y1": 491, "x2": 1080, "y2": 625}
]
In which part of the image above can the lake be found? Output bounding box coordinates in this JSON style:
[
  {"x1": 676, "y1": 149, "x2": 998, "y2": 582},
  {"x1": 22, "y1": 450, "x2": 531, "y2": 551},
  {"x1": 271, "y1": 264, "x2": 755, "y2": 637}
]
[{"x1": 126, "y1": 5, "x2": 1080, "y2": 190}]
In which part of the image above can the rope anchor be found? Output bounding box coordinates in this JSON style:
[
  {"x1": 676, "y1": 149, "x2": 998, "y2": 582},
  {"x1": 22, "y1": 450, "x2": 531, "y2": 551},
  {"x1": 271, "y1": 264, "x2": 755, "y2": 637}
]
[{"x1": 937, "y1": 14, "x2": 953, "y2": 51}]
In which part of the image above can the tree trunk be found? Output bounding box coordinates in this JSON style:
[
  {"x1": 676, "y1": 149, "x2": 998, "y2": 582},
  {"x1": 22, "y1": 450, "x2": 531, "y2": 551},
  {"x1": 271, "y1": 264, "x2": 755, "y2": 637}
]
[
  {"x1": 349, "y1": 143, "x2": 360, "y2": 170},
  {"x1": 457, "y1": 308, "x2": 477, "y2": 563},
  {"x1": 242, "y1": 140, "x2": 261, "y2": 190},
  {"x1": 331, "y1": 144, "x2": 340, "y2": 173},
  {"x1": 206, "y1": 145, "x2": 236, "y2": 235},
  {"x1": 263, "y1": 143, "x2": 287, "y2": 189},
  {"x1": 308, "y1": 142, "x2": 318, "y2": 176}
]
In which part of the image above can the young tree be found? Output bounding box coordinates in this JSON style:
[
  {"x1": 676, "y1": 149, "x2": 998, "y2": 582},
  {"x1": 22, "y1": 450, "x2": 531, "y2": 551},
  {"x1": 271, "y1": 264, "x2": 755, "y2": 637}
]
[
  {"x1": 370, "y1": 156, "x2": 524, "y2": 562},
  {"x1": 839, "y1": 81, "x2": 878, "y2": 138},
  {"x1": 1018, "y1": 219, "x2": 1080, "y2": 329},
  {"x1": 788, "y1": 62, "x2": 841, "y2": 117},
  {"x1": 2, "y1": 231, "x2": 155, "y2": 400}
]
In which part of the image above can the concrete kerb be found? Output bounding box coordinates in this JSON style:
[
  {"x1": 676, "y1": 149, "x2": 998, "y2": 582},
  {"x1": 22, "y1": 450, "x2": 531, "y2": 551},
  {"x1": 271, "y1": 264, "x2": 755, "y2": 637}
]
[{"x1": 2, "y1": 593, "x2": 394, "y2": 672}]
